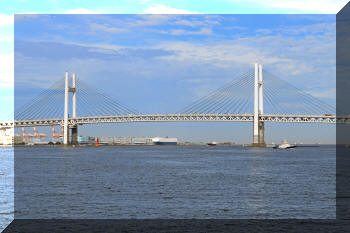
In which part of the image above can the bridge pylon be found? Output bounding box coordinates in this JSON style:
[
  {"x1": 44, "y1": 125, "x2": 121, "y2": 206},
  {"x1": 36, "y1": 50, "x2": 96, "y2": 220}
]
[
  {"x1": 63, "y1": 71, "x2": 78, "y2": 145},
  {"x1": 252, "y1": 63, "x2": 266, "y2": 147}
]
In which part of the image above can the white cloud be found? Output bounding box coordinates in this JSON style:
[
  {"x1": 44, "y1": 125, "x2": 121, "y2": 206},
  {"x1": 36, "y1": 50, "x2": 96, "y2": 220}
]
[
  {"x1": 256, "y1": 29, "x2": 272, "y2": 35},
  {"x1": 152, "y1": 21, "x2": 335, "y2": 95},
  {"x1": 309, "y1": 88, "x2": 336, "y2": 99},
  {"x1": 12, "y1": 17, "x2": 335, "y2": 103},
  {"x1": 0, "y1": 53, "x2": 14, "y2": 88},
  {"x1": 267, "y1": 0, "x2": 346, "y2": 13},
  {"x1": 65, "y1": 8, "x2": 102, "y2": 14},
  {"x1": 0, "y1": 14, "x2": 13, "y2": 27},
  {"x1": 90, "y1": 23, "x2": 127, "y2": 33},
  {"x1": 229, "y1": 0, "x2": 346, "y2": 13},
  {"x1": 123, "y1": 15, "x2": 218, "y2": 28},
  {"x1": 173, "y1": 16, "x2": 220, "y2": 27},
  {"x1": 0, "y1": 95, "x2": 13, "y2": 101},
  {"x1": 68, "y1": 42, "x2": 125, "y2": 51},
  {"x1": 0, "y1": 35, "x2": 13, "y2": 43},
  {"x1": 170, "y1": 27, "x2": 212, "y2": 35},
  {"x1": 273, "y1": 22, "x2": 336, "y2": 36},
  {"x1": 156, "y1": 41, "x2": 292, "y2": 68},
  {"x1": 90, "y1": 15, "x2": 174, "y2": 29},
  {"x1": 144, "y1": 4, "x2": 199, "y2": 14},
  {"x1": 174, "y1": 19, "x2": 201, "y2": 27},
  {"x1": 14, "y1": 14, "x2": 40, "y2": 23}
]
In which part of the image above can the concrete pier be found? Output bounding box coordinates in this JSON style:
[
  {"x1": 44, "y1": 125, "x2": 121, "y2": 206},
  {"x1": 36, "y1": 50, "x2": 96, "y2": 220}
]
[
  {"x1": 63, "y1": 71, "x2": 69, "y2": 145},
  {"x1": 71, "y1": 127, "x2": 78, "y2": 145},
  {"x1": 63, "y1": 71, "x2": 78, "y2": 145},
  {"x1": 251, "y1": 63, "x2": 266, "y2": 147}
]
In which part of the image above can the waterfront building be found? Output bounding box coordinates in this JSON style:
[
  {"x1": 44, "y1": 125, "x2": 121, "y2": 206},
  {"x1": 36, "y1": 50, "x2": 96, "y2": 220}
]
[{"x1": 0, "y1": 128, "x2": 14, "y2": 145}]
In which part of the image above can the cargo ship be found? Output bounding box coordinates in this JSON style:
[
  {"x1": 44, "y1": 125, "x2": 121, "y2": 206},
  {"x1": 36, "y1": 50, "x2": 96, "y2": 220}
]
[
  {"x1": 207, "y1": 141, "x2": 217, "y2": 146},
  {"x1": 152, "y1": 137, "x2": 178, "y2": 145}
]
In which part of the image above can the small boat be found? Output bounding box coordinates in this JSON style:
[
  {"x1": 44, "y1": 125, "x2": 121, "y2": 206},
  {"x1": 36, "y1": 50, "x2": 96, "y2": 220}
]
[
  {"x1": 207, "y1": 141, "x2": 217, "y2": 146},
  {"x1": 275, "y1": 140, "x2": 296, "y2": 149}
]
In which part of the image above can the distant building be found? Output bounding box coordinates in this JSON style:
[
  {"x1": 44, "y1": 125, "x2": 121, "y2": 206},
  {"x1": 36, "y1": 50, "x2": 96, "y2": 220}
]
[
  {"x1": 78, "y1": 136, "x2": 154, "y2": 145},
  {"x1": 131, "y1": 137, "x2": 153, "y2": 144},
  {"x1": 76, "y1": 136, "x2": 179, "y2": 145},
  {"x1": 14, "y1": 135, "x2": 24, "y2": 145},
  {"x1": 99, "y1": 137, "x2": 153, "y2": 145},
  {"x1": 0, "y1": 128, "x2": 14, "y2": 145}
]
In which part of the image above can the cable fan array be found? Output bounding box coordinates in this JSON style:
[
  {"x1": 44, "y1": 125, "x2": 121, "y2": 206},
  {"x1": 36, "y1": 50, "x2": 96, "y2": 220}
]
[
  {"x1": 177, "y1": 70, "x2": 255, "y2": 114},
  {"x1": 76, "y1": 79, "x2": 140, "y2": 117},
  {"x1": 177, "y1": 69, "x2": 335, "y2": 116},
  {"x1": 15, "y1": 78, "x2": 65, "y2": 121},
  {"x1": 14, "y1": 68, "x2": 336, "y2": 121},
  {"x1": 14, "y1": 77, "x2": 140, "y2": 121},
  {"x1": 262, "y1": 70, "x2": 335, "y2": 115}
]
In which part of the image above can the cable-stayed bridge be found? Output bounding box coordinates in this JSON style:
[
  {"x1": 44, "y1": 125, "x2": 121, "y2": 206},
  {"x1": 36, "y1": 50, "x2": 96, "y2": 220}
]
[{"x1": 1, "y1": 63, "x2": 347, "y2": 146}]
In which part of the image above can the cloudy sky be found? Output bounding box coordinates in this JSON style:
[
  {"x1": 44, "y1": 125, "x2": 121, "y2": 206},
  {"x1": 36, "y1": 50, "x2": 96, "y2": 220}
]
[{"x1": 1, "y1": 0, "x2": 348, "y2": 143}]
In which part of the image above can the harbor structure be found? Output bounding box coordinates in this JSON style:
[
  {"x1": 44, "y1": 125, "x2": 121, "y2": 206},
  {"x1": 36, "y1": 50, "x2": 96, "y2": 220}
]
[
  {"x1": 63, "y1": 71, "x2": 78, "y2": 145},
  {"x1": 2, "y1": 63, "x2": 340, "y2": 147},
  {"x1": 0, "y1": 128, "x2": 24, "y2": 145},
  {"x1": 152, "y1": 137, "x2": 178, "y2": 145},
  {"x1": 79, "y1": 136, "x2": 176, "y2": 145},
  {"x1": 252, "y1": 63, "x2": 266, "y2": 147},
  {"x1": 0, "y1": 128, "x2": 14, "y2": 145}
]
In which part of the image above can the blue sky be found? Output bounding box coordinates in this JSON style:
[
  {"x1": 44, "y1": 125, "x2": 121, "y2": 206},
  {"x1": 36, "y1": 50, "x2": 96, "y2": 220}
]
[
  {"x1": 1, "y1": 0, "x2": 348, "y2": 14},
  {"x1": 14, "y1": 14, "x2": 336, "y2": 111},
  {"x1": 1, "y1": 0, "x2": 348, "y2": 143}
]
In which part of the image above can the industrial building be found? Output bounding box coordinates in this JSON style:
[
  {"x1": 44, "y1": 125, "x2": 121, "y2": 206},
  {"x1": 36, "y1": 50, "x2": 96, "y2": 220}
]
[
  {"x1": 0, "y1": 128, "x2": 13, "y2": 145},
  {"x1": 0, "y1": 128, "x2": 24, "y2": 145},
  {"x1": 77, "y1": 136, "x2": 176, "y2": 145}
]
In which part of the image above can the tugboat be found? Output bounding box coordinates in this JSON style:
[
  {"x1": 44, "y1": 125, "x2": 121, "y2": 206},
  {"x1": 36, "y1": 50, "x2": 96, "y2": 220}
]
[
  {"x1": 275, "y1": 140, "x2": 296, "y2": 149},
  {"x1": 207, "y1": 141, "x2": 217, "y2": 146}
]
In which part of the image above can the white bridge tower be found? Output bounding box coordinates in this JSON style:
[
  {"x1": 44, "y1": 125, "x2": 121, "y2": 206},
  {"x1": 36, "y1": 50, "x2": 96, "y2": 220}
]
[
  {"x1": 253, "y1": 63, "x2": 265, "y2": 146},
  {"x1": 63, "y1": 71, "x2": 78, "y2": 145}
]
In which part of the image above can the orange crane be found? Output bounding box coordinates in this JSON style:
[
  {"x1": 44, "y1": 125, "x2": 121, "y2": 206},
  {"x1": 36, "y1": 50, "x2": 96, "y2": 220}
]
[
  {"x1": 33, "y1": 127, "x2": 47, "y2": 138},
  {"x1": 22, "y1": 127, "x2": 34, "y2": 143},
  {"x1": 22, "y1": 127, "x2": 33, "y2": 138},
  {"x1": 51, "y1": 125, "x2": 63, "y2": 139}
]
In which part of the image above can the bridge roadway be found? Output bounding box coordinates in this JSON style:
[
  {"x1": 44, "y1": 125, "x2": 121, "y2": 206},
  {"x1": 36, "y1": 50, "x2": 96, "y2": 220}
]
[{"x1": 0, "y1": 113, "x2": 347, "y2": 128}]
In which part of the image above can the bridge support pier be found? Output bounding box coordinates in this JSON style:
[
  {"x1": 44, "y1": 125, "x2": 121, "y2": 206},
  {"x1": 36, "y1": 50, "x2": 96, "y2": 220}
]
[
  {"x1": 258, "y1": 122, "x2": 265, "y2": 146},
  {"x1": 252, "y1": 63, "x2": 266, "y2": 147},
  {"x1": 71, "y1": 73, "x2": 78, "y2": 145},
  {"x1": 63, "y1": 71, "x2": 69, "y2": 145},
  {"x1": 63, "y1": 71, "x2": 78, "y2": 145},
  {"x1": 71, "y1": 126, "x2": 78, "y2": 145}
]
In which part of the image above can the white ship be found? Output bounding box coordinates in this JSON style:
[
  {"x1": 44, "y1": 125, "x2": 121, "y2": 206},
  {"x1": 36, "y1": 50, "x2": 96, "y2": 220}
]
[
  {"x1": 276, "y1": 140, "x2": 296, "y2": 149},
  {"x1": 152, "y1": 137, "x2": 178, "y2": 145}
]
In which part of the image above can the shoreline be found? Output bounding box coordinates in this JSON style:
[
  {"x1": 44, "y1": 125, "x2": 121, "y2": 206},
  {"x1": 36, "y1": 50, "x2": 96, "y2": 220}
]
[{"x1": 0, "y1": 143, "x2": 339, "y2": 148}]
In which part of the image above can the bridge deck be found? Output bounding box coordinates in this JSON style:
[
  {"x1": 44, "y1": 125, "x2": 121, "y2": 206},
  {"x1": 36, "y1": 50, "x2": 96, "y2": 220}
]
[{"x1": 1, "y1": 114, "x2": 346, "y2": 128}]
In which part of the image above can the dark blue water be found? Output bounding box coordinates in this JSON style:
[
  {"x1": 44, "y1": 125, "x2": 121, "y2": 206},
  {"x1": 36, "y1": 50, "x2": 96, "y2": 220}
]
[
  {"x1": 8, "y1": 145, "x2": 336, "y2": 222},
  {"x1": 0, "y1": 147, "x2": 13, "y2": 231}
]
